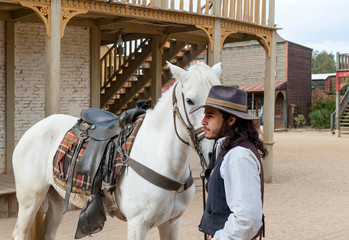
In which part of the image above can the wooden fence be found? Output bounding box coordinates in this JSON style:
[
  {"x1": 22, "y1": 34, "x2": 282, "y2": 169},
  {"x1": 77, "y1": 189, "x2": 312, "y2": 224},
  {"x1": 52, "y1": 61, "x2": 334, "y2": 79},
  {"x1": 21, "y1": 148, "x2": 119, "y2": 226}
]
[{"x1": 112, "y1": 0, "x2": 268, "y2": 25}]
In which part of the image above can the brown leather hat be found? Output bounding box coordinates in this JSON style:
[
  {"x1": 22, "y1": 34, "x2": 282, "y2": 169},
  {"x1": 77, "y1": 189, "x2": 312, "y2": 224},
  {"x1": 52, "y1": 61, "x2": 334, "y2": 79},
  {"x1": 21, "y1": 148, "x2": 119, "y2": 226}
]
[{"x1": 190, "y1": 85, "x2": 259, "y2": 120}]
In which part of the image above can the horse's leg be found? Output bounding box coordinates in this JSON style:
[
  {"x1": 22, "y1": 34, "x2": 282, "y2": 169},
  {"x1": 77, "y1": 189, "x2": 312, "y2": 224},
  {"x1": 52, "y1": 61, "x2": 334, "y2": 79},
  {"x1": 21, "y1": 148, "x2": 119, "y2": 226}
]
[
  {"x1": 158, "y1": 218, "x2": 180, "y2": 240},
  {"x1": 12, "y1": 186, "x2": 49, "y2": 240},
  {"x1": 126, "y1": 217, "x2": 150, "y2": 240},
  {"x1": 43, "y1": 187, "x2": 64, "y2": 240}
]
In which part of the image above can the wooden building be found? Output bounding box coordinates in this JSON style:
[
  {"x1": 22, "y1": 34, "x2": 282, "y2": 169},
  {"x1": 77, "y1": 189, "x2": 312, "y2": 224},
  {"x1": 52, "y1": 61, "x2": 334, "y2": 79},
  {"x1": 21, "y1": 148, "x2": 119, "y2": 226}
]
[
  {"x1": 221, "y1": 34, "x2": 312, "y2": 129},
  {"x1": 311, "y1": 73, "x2": 336, "y2": 93},
  {"x1": 0, "y1": 0, "x2": 278, "y2": 192}
]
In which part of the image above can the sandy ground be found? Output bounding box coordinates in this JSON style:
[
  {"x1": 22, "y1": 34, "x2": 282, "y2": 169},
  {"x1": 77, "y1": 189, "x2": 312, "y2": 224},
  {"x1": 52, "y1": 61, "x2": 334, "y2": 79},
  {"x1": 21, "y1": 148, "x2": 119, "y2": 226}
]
[{"x1": 1, "y1": 129, "x2": 349, "y2": 240}]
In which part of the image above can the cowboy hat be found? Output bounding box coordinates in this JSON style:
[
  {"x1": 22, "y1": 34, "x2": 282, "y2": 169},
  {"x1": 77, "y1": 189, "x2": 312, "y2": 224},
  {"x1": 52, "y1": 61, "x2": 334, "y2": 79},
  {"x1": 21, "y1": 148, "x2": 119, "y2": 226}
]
[{"x1": 190, "y1": 85, "x2": 259, "y2": 120}]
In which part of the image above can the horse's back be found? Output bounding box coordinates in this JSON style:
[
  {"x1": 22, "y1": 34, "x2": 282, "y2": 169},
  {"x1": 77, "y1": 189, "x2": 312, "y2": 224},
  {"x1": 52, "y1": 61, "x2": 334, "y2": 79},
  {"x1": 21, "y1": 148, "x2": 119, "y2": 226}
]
[{"x1": 13, "y1": 114, "x2": 77, "y2": 190}]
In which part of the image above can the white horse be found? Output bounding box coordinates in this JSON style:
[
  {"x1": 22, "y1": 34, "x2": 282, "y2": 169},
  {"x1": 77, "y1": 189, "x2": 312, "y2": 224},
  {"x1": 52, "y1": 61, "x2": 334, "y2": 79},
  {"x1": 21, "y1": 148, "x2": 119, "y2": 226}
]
[{"x1": 12, "y1": 62, "x2": 222, "y2": 240}]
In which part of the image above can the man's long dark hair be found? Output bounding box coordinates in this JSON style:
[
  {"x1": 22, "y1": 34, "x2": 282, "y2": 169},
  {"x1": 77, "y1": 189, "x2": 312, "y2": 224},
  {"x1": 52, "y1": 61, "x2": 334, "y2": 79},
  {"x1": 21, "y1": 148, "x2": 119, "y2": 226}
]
[{"x1": 220, "y1": 113, "x2": 268, "y2": 158}]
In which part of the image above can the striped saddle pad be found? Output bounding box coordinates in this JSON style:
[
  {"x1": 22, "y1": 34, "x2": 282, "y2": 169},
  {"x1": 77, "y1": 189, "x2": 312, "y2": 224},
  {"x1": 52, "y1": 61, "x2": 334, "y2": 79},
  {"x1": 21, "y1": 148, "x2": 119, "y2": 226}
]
[{"x1": 52, "y1": 114, "x2": 145, "y2": 195}]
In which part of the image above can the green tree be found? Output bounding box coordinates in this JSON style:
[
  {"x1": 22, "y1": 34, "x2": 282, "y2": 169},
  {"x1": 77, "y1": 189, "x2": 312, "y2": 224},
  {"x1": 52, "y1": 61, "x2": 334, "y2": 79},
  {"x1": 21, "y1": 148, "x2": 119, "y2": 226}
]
[{"x1": 312, "y1": 50, "x2": 336, "y2": 73}]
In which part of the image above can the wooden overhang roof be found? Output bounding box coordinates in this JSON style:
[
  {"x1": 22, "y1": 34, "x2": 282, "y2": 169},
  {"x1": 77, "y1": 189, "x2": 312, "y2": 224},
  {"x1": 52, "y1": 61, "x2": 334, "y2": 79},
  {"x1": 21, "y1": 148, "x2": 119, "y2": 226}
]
[{"x1": 0, "y1": 0, "x2": 275, "y2": 54}]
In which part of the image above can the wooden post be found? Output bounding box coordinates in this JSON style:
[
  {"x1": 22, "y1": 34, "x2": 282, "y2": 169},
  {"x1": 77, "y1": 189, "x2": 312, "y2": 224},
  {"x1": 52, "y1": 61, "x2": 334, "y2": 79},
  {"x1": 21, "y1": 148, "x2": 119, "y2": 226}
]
[
  {"x1": 5, "y1": 20, "x2": 15, "y2": 174},
  {"x1": 261, "y1": 0, "x2": 266, "y2": 25},
  {"x1": 222, "y1": 0, "x2": 228, "y2": 17},
  {"x1": 229, "y1": 0, "x2": 236, "y2": 18},
  {"x1": 151, "y1": 35, "x2": 162, "y2": 107},
  {"x1": 45, "y1": 0, "x2": 61, "y2": 117},
  {"x1": 251, "y1": 92, "x2": 255, "y2": 115},
  {"x1": 91, "y1": 24, "x2": 101, "y2": 108},
  {"x1": 335, "y1": 53, "x2": 341, "y2": 137},
  {"x1": 236, "y1": 0, "x2": 242, "y2": 19},
  {"x1": 262, "y1": 0, "x2": 275, "y2": 183},
  {"x1": 207, "y1": 0, "x2": 221, "y2": 66},
  {"x1": 243, "y1": 0, "x2": 249, "y2": 21},
  {"x1": 254, "y1": 0, "x2": 260, "y2": 24}
]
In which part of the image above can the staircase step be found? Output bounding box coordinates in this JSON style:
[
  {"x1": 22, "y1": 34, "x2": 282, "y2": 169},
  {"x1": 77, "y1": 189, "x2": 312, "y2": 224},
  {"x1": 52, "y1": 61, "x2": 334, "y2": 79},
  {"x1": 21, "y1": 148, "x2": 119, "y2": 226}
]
[{"x1": 103, "y1": 40, "x2": 206, "y2": 113}]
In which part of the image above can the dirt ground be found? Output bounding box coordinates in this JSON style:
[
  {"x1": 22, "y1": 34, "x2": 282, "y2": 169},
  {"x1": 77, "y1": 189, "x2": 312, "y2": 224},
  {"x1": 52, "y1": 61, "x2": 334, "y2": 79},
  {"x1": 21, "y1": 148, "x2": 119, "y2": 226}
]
[{"x1": 1, "y1": 129, "x2": 349, "y2": 240}]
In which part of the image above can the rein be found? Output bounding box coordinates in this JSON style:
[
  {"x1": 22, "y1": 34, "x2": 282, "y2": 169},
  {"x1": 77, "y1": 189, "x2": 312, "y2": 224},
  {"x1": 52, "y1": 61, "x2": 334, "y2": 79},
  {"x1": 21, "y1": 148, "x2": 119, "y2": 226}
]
[
  {"x1": 121, "y1": 82, "x2": 208, "y2": 193},
  {"x1": 172, "y1": 82, "x2": 207, "y2": 170}
]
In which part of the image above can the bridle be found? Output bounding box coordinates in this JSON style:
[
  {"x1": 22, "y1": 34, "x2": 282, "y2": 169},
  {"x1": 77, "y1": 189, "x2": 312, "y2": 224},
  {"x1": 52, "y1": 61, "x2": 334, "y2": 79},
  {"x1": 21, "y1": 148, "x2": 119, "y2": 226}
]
[{"x1": 172, "y1": 82, "x2": 208, "y2": 170}]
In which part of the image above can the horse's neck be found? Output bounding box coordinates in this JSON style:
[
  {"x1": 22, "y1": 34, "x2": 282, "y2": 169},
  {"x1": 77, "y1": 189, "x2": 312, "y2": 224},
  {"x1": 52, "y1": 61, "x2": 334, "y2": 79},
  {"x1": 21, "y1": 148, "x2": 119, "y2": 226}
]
[{"x1": 131, "y1": 86, "x2": 192, "y2": 181}]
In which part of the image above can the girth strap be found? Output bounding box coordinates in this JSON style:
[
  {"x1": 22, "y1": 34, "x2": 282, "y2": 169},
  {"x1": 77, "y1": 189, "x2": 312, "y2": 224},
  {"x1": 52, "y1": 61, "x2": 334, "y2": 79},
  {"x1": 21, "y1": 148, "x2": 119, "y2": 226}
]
[
  {"x1": 63, "y1": 137, "x2": 85, "y2": 214},
  {"x1": 128, "y1": 158, "x2": 194, "y2": 192}
]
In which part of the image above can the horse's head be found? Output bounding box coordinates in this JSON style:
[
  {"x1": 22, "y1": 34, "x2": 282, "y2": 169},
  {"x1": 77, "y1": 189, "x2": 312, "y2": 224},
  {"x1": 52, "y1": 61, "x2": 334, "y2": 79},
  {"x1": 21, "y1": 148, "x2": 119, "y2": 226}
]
[{"x1": 167, "y1": 62, "x2": 222, "y2": 166}]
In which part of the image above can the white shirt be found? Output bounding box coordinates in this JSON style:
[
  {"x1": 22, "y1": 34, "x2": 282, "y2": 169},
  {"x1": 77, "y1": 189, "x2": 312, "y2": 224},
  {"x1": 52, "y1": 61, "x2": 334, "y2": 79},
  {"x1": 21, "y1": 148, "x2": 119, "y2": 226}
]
[{"x1": 212, "y1": 139, "x2": 263, "y2": 240}]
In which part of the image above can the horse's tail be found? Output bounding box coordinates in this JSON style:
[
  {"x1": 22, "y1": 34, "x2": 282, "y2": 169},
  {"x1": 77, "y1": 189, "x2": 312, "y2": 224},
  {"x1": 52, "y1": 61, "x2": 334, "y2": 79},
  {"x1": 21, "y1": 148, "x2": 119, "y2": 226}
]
[{"x1": 29, "y1": 205, "x2": 45, "y2": 240}]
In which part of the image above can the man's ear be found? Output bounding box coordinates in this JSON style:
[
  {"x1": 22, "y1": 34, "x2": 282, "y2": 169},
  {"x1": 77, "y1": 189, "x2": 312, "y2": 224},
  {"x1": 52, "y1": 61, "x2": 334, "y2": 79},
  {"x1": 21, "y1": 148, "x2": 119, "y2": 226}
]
[{"x1": 227, "y1": 116, "x2": 236, "y2": 127}]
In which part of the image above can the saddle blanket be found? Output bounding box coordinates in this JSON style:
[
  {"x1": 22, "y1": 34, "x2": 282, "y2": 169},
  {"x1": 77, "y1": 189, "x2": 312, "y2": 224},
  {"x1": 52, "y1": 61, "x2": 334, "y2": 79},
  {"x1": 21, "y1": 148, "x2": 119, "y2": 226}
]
[{"x1": 53, "y1": 114, "x2": 145, "y2": 195}]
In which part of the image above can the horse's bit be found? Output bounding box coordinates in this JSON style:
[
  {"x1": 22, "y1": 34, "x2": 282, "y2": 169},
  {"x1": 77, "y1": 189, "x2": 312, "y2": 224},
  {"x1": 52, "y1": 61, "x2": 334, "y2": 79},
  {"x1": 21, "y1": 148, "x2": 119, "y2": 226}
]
[{"x1": 172, "y1": 82, "x2": 207, "y2": 170}]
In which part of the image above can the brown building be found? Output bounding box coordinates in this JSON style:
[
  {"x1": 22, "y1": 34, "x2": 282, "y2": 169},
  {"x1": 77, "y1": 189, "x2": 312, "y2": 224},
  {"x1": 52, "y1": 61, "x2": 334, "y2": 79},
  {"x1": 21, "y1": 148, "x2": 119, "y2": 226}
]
[
  {"x1": 311, "y1": 73, "x2": 336, "y2": 93},
  {"x1": 221, "y1": 34, "x2": 312, "y2": 129}
]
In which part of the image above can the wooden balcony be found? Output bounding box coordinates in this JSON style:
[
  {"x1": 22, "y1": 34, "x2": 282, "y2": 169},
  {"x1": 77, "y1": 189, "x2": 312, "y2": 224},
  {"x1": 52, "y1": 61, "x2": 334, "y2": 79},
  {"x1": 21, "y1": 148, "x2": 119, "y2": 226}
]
[
  {"x1": 337, "y1": 53, "x2": 349, "y2": 72},
  {"x1": 0, "y1": 0, "x2": 274, "y2": 56}
]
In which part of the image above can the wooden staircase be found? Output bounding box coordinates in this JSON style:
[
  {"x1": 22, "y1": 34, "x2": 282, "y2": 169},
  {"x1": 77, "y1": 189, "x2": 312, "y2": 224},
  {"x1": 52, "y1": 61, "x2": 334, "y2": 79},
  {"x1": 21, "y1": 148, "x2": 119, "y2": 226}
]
[
  {"x1": 340, "y1": 104, "x2": 349, "y2": 132},
  {"x1": 331, "y1": 87, "x2": 349, "y2": 134},
  {"x1": 100, "y1": 37, "x2": 206, "y2": 113}
]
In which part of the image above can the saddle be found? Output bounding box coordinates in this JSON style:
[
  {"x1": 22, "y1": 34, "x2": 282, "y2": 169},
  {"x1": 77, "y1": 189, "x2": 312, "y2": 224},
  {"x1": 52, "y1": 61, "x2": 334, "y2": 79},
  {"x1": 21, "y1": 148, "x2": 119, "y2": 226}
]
[{"x1": 58, "y1": 100, "x2": 147, "y2": 239}]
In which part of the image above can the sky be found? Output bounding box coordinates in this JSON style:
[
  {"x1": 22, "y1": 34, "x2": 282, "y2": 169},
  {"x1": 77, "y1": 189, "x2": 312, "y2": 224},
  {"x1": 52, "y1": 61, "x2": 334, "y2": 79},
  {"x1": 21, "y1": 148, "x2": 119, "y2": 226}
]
[{"x1": 275, "y1": 0, "x2": 349, "y2": 54}]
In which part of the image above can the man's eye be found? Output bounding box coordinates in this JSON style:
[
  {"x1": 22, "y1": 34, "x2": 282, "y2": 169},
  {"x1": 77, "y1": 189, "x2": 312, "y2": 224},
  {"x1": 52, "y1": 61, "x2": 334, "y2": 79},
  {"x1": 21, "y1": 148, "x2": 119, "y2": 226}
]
[{"x1": 186, "y1": 98, "x2": 195, "y2": 105}]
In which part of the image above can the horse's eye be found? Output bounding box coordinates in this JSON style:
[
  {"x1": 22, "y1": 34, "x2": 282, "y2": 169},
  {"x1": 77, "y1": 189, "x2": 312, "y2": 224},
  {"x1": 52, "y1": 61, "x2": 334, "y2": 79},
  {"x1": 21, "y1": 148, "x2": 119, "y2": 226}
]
[{"x1": 186, "y1": 98, "x2": 195, "y2": 106}]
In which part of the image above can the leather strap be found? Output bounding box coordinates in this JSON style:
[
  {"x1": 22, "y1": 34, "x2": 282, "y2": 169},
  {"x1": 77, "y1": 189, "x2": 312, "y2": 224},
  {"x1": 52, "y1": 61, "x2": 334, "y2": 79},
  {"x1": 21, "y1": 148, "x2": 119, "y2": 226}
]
[
  {"x1": 128, "y1": 158, "x2": 193, "y2": 192},
  {"x1": 63, "y1": 137, "x2": 85, "y2": 214}
]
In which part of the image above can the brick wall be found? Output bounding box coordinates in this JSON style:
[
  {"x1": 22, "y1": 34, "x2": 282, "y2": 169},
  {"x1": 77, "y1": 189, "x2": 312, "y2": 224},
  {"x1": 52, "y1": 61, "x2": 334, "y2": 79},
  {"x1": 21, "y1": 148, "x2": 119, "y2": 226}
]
[
  {"x1": 0, "y1": 22, "x2": 91, "y2": 173},
  {"x1": 60, "y1": 26, "x2": 90, "y2": 117},
  {"x1": 0, "y1": 21, "x2": 5, "y2": 173},
  {"x1": 14, "y1": 22, "x2": 46, "y2": 142},
  {"x1": 221, "y1": 41, "x2": 287, "y2": 86},
  {"x1": 14, "y1": 23, "x2": 91, "y2": 142}
]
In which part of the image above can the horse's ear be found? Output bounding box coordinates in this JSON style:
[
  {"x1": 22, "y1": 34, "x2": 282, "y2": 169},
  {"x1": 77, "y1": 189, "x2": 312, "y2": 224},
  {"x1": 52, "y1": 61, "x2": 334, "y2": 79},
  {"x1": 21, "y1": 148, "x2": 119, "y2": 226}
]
[
  {"x1": 167, "y1": 61, "x2": 187, "y2": 82},
  {"x1": 211, "y1": 62, "x2": 222, "y2": 78}
]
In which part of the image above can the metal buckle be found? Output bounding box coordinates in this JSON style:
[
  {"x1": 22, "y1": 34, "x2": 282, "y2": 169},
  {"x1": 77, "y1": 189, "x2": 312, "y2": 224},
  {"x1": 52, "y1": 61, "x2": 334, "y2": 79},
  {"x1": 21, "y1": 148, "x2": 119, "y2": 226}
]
[{"x1": 177, "y1": 184, "x2": 185, "y2": 193}]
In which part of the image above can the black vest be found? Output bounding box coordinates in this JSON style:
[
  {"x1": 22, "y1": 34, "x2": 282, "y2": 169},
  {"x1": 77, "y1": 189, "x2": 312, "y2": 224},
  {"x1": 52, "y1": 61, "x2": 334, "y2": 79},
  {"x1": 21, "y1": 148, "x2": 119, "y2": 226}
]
[{"x1": 199, "y1": 140, "x2": 264, "y2": 238}]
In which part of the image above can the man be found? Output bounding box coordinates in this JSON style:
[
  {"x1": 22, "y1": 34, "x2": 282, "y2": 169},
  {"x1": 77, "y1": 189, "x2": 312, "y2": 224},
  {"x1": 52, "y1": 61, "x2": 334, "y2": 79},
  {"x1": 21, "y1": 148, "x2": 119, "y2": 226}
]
[{"x1": 190, "y1": 85, "x2": 267, "y2": 240}]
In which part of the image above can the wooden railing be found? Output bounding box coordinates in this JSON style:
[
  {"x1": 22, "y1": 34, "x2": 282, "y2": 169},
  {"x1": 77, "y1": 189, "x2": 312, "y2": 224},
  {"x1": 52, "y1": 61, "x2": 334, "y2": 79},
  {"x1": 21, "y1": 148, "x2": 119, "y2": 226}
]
[
  {"x1": 100, "y1": 38, "x2": 151, "y2": 94},
  {"x1": 112, "y1": 0, "x2": 268, "y2": 25},
  {"x1": 337, "y1": 53, "x2": 349, "y2": 71},
  {"x1": 331, "y1": 87, "x2": 349, "y2": 131}
]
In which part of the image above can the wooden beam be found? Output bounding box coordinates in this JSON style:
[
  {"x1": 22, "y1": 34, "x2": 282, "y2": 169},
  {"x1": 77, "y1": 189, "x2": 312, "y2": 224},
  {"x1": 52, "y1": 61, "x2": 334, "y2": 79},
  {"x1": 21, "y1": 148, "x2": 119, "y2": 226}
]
[
  {"x1": 0, "y1": 10, "x2": 12, "y2": 20},
  {"x1": 170, "y1": 32, "x2": 208, "y2": 45},
  {"x1": 5, "y1": 21, "x2": 15, "y2": 174},
  {"x1": 90, "y1": 24, "x2": 101, "y2": 108},
  {"x1": 262, "y1": 0, "x2": 276, "y2": 183},
  {"x1": 45, "y1": 0, "x2": 61, "y2": 116},
  {"x1": 100, "y1": 22, "x2": 165, "y2": 35},
  {"x1": 12, "y1": 9, "x2": 35, "y2": 20},
  {"x1": 96, "y1": 17, "x2": 135, "y2": 26},
  {"x1": 151, "y1": 35, "x2": 162, "y2": 107}
]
